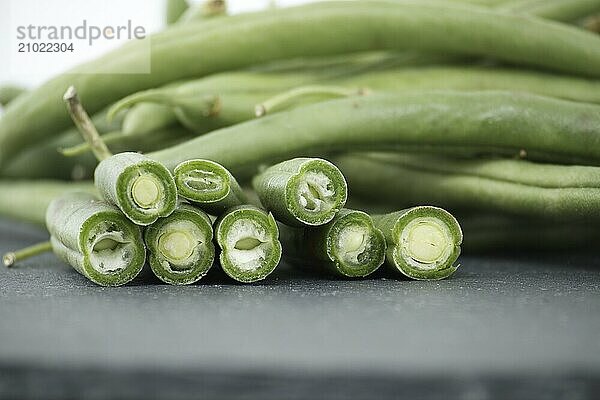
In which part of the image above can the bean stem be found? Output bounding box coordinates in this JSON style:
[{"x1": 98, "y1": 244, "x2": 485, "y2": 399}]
[
  {"x1": 3, "y1": 241, "x2": 52, "y2": 268},
  {"x1": 255, "y1": 85, "x2": 366, "y2": 117},
  {"x1": 63, "y1": 86, "x2": 112, "y2": 162}
]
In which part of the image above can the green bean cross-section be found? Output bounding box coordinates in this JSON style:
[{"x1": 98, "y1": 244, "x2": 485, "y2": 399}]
[
  {"x1": 45, "y1": 192, "x2": 146, "y2": 287},
  {"x1": 252, "y1": 158, "x2": 348, "y2": 227},
  {"x1": 373, "y1": 207, "x2": 463, "y2": 281},
  {"x1": 174, "y1": 159, "x2": 247, "y2": 215},
  {"x1": 145, "y1": 203, "x2": 215, "y2": 285},
  {"x1": 279, "y1": 209, "x2": 386, "y2": 278},
  {"x1": 215, "y1": 205, "x2": 282, "y2": 283}
]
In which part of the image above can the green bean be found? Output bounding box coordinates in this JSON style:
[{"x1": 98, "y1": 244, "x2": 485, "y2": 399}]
[
  {"x1": 109, "y1": 63, "x2": 600, "y2": 136},
  {"x1": 335, "y1": 153, "x2": 600, "y2": 221},
  {"x1": 166, "y1": 0, "x2": 189, "y2": 24},
  {"x1": 46, "y1": 192, "x2": 146, "y2": 286},
  {"x1": 0, "y1": 180, "x2": 95, "y2": 226},
  {"x1": 279, "y1": 209, "x2": 386, "y2": 278},
  {"x1": 174, "y1": 159, "x2": 247, "y2": 215},
  {"x1": 252, "y1": 158, "x2": 348, "y2": 227},
  {"x1": 149, "y1": 91, "x2": 600, "y2": 179},
  {"x1": 0, "y1": 85, "x2": 26, "y2": 107},
  {"x1": 144, "y1": 203, "x2": 215, "y2": 285},
  {"x1": 121, "y1": 103, "x2": 180, "y2": 136},
  {"x1": 214, "y1": 205, "x2": 282, "y2": 283},
  {"x1": 498, "y1": 0, "x2": 600, "y2": 22},
  {"x1": 65, "y1": 87, "x2": 178, "y2": 226},
  {"x1": 373, "y1": 207, "x2": 463, "y2": 280},
  {"x1": 4, "y1": 0, "x2": 600, "y2": 167}
]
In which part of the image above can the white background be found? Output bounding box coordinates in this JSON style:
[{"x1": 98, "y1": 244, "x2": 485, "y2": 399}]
[{"x1": 0, "y1": 0, "x2": 314, "y2": 87}]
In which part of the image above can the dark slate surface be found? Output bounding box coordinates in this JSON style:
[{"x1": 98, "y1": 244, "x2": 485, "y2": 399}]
[{"x1": 0, "y1": 218, "x2": 599, "y2": 399}]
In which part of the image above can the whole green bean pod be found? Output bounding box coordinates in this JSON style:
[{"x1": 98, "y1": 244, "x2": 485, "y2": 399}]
[
  {"x1": 0, "y1": 180, "x2": 95, "y2": 226},
  {"x1": 252, "y1": 158, "x2": 348, "y2": 227},
  {"x1": 279, "y1": 209, "x2": 386, "y2": 278},
  {"x1": 46, "y1": 192, "x2": 146, "y2": 286},
  {"x1": 174, "y1": 159, "x2": 247, "y2": 215},
  {"x1": 214, "y1": 205, "x2": 282, "y2": 283},
  {"x1": 373, "y1": 207, "x2": 463, "y2": 281},
  {"x1": 149, "y1": 91, "x2": 600, "y2": 177},
  {"x1": 4, "y1": 0, "x2": 600, "y2": 167},
  {"x1": 144, "y1": 203, "x2": 215, "y2": 285},
  {"x1": 335, "y1": 153, "x2": 600, "y2": 221}
]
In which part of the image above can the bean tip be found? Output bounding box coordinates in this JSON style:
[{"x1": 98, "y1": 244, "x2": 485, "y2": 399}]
[
  {"x1": 255, "y1": 104, "x2": 266, "y2": 117},
  {"x1": 3, "y1": 252, "x2": 15, "y2": 268},
  {"x1": 63, "y1": 85, "x2": 77, "y2": 102}
]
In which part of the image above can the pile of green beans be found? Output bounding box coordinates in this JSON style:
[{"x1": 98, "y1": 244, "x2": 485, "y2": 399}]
[{"x1": 3, "y1": 0, "x2": 600, "y2": 286}]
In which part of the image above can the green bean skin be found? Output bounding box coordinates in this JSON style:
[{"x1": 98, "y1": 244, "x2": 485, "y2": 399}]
[
  {"x1": 94, "y1": 152, "x2": 178, "y2": 226},
  {"x1": 166, "y1": 0, "x2": 189, "y2": 24},
  {"x1": 214, "y1": 205, "x2": 282, "y2": 283},
  {"x1": 145, "y1": 203, "x2": 215, "y2": 285},
  {"x1": 373, "y1": 207, "x2": 463, "y2": 281},
  {"x1": 46, "y1": 192, "x2": 146, "y2": 286},
  {"x1": 121, "y1": 103, "x2": 179, "y2": 136},
  {"x1": 0, "y1": 180, "x2": 95, "y2": 226},
  {"x1": 335, "y1": 153, "x2": 600, "y2": 221},
  {"x1": 4, "y1": 0, "x2": 600, "y2": 167},
  {"x1": 150, "y1": 91, "x2": 600, "y2": 177},
  {"x1": 252, "y1": 158, "x2": 348, "y2": 227},
  {"x1": 499, "y1": 0, "x2": 600, "y2": 22},
  {"x1": 174, "y1": 159, "x2": 247, "y2": 215},
  {"x1": 0, "y1": 85, "x2": 26, "y2": 107},
  {"x1": 279, "y1": 209, "x2": 386, "y2": 278}
]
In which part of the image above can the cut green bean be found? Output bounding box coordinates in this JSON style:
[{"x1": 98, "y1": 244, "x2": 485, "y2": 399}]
[
  {"x1": 150, "y1": 91, "x2": 600, "y2": 178},
  {"x1": 252, "y1": 158, "x2": 347, "y2": 227},
  {"x1": 335, "y1": 153, "x2": 600, "y2": 221},
  {"x1": 174, "y1": 159, "x2": 247, "y2": 215},
  {"x1": 46, "y1": 192, "x2": 146, "y2": 286},
  {"x1": 145, "y1": 203, "x2": 215, "y2": 285},
  {"x1": 65, "y1": 86, "x2": 178, "y2": 226},
  {"x1": 373, "y1": 207, "x2": 463, "y2": 280},
  {"x1": 5, "y1": 0, "x2": 600, "y2": 167},
  {"x1": 279, "y1": 209, "x2": 386, "y2": 278},
  {"x1": 215, "y1": 205, "x2": 281, "y2": 283}
]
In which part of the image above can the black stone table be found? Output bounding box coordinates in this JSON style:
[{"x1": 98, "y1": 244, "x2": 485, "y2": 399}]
[{"x1": 0, "y1": 218, "x2": 599, "y2": 399}]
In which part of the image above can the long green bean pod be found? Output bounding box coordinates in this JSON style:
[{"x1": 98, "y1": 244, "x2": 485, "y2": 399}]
[
  {"x1": 174, "y1": 159, "x2": 247, "y2": 215},
  {"x1": 335, "y1": 153, "x2": 600, "y2": 221},
  {"x1": 4, "y1": 0, "x2": 600, "y2": 167},
  {"x1": 0, "y1": 85, "x2": 26, "y2": 107},
  {"x1": 215, "y1": 205, "x2": 282, "y2": 283},
  {"x1": 45, "y1": 192, "x2": 146, "y2": 286},
  {"x1": 150, "y1": 91, "x2": 600, "y2": 177},
  {"x1": 279, "y1": 209, "x2": 386, "y2": 278},
  {"x1": 252, "y1": 158, "x2": 347, "y2": 227},
  {"x1": 0, "y1": 180, "x2": 95, "y2": 226},
  {"x1": 144, "y1": 203, "x2": 215, "y2": 285},
  {"x1": 374, "y1": 207, "x2": 463, "y2": 280},
  {"x1": 121, "y1": 103, "x2": 180, "y2": 136}
]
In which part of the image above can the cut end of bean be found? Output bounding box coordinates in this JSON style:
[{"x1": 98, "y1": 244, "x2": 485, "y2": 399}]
[{"x1": 3, "y1": 253, "x2": 15, "y2": 268}]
